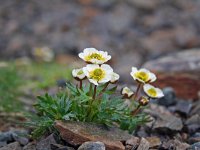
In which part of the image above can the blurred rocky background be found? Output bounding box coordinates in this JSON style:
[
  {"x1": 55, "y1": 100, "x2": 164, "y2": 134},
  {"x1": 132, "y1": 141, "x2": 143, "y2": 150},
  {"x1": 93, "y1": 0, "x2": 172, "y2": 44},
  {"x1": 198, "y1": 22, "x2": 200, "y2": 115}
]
[{"x1": 1, "y1": 0, "x2": 200, "y2": 61}]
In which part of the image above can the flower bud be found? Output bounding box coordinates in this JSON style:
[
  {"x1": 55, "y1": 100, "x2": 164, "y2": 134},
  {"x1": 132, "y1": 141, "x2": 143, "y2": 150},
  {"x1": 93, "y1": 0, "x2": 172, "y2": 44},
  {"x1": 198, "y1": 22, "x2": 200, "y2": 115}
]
[
  {"x1": 72, "y1": 68, "x2": 86, "y2": 81},
  {"x1": 110, "y1": 72, "x2": 120, "y2": 84},
  {"x1": 139, "y1": 96, "x2": 149, "y2": 106},
  {"x1": 121, "y1": 87, "x2": 134, "y2": 99}
]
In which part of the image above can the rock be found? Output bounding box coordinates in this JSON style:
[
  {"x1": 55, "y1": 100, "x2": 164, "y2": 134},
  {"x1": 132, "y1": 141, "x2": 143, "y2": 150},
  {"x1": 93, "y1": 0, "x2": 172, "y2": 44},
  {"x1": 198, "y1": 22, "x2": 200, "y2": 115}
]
[
  {"x1": 188, "y1": 142, "x2": 200, "y2": 150},
  {"x1": 50, "y1": 143, "x2": 75, "y2": 150},
  {"x1": 158, "y1": 87, "x2": 176, "y2": 107},
  {"x1": 55, "y1": 121, "x2": 132, "y2": 150},
  {"x1": 175, "y1": 100, "x2": 193, "y2": 116},
  {"x1": 78, "y1": 141, "x2": 105, "y2": 150},
  {"x1": 187, "y1": 124, "x2": 200, "y2": 135},
  {"x1": 12, "y1": 133, "x2": 29, "y2": 146},
  {"x1": 137, "y1": 138, "x2": 149, "y2": 150},
  {"x1": 56, "y1": 79, "x2": 67, "y2": 88},
  {"x1": 0, "y1": 132, "x2": 13, "y2": 142},
  {"x1": 127, "y1": 0, "x2": 159, "y2": 10},
  {"x1": 36, "y1": 134, "x2": 57, "y2": 150},
  {"x1": 186, "y1": 114, "x2": 200, "y2": 125},
  {"x1": 0, "y1": 142, "x2": 6, "y2": 148},
  {"x1": 0, "y1": 142, "x2": 22, "y2": 150},
  {"x1": 161, "y1": 139, "x2": 190, "y2": 150},
  {"x1": 93, "y1": 0, "x2": 116, "y2": 9},
  {"x1": 143, "y1": 49, "x2": 200, "y2": 100},
  {"x1": 136, "y1": 127, "x2": 149, "y2": 137},
  {"x1": 146, "y1": 137, "x2": 161, "y2": 149},
  {"x1": 145, "y1": 104, "x2": 183, "y2": 133},
  {"x1": 185, "y1": 114, "x2": 200, "y2": 134},
  {"x1": 189, "y1": 133, "x2": 200, "y2": 144},
  {"x1": 190, "y1": 101, "x2": 200, "y2": 116},
  {"x1": 125, "y1": 137, "x2": 140, "y2": 150},
  {"x1": 23, "y1": 143, "x2": 36, "y2": 150}
]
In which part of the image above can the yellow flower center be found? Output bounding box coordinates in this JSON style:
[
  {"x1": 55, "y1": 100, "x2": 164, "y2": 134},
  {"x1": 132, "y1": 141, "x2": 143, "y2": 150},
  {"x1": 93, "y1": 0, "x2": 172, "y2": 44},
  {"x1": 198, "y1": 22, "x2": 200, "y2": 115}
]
[
  {"x1": 135, "y1": 71, "x2": 149, "y2": 82},
  {"x1": 85, "y1": 53, "x2": 105, "y2": 61},
  {"x1": 147, "y1": 88, "x2": 157, "y2": 97},
  {"x1": 77, "y1": 70, "x2": 83, "y2": 75},
  {"x1": 125, "y1": 89, "x2": 131, "y2": 93},
  {"x1": 90, "y1": 68, "x2": 105, "y2": 81}
]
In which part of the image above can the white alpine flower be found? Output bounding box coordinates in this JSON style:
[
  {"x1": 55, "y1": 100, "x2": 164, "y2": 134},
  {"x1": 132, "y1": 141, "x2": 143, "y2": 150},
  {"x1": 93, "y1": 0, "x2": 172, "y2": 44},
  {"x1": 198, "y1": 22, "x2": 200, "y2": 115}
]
[
  {"x1": 78, "y1": 48, "x2": 111, "y2": 64},
  {"x1": 110, "y1": 72, "x2": 120, "y2": 84},
  {"x1": 130, "y1": 67, "x2": 156, "y2": 83},
  {"x1": 143, "y1": 84, "x2": 164, "y2": 98},
  {"x1": 121, "y1": 87, "x2": 134, "y2": 98},
  {"x1": 72, "y1": 68, "x2": 86, "y2": 80},
  {"x1": 82, "y1": 64, "x2": 113, "y2": 85}
]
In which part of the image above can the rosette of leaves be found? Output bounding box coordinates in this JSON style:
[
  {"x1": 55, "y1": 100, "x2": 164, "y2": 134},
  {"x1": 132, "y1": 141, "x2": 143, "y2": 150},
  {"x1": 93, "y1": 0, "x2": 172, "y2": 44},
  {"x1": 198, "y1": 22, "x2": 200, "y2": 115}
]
[{"x1": 25, "y1": 82, "x2": 149, "y2": 139}]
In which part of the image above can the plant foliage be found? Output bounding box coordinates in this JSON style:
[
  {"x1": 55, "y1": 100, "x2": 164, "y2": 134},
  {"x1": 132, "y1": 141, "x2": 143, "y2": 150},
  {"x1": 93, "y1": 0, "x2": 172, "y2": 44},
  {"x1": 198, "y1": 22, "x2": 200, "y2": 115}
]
[{"x1": 26, "y1": 82, "x2": 149, "y2": 139}]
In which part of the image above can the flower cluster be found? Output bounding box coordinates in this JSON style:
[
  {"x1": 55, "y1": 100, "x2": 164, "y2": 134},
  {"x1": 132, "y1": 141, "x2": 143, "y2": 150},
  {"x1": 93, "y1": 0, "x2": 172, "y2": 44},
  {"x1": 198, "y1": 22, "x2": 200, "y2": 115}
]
[
  {"x1": 72, "y1": 47, "x2": 164, "y2": 116},
  {"x1": 121, "y1": 66, "x2": 164, "y2": 115},
  {"x1": 72, "y1": 48, "x2": 119, "y2": 86}
]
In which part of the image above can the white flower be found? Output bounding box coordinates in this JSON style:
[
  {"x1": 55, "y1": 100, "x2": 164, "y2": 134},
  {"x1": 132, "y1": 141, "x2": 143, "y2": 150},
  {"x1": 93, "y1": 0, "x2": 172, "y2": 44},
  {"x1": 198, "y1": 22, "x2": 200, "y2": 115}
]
[
  {"x1": 78, "y1": 48, "x2": 111, "y2": 64},
  {"x1": 121, "y1": 87, "x2": 134, "y2": 98},
  {"x1": 130, "y1": 67, "x2": 156, "y2": 83},
  {"x1": 143, "y1": 84, "x2": 164, "y2": 98},
  {"x1": 82, "y1": 64, "x2": 113, "y2": 85},
  {"x1": 72, "y1": 68, "x2": 86, "y2": 80},
  {"x1": 110, "y1": 72, "x2": 120, "y2": 84}
]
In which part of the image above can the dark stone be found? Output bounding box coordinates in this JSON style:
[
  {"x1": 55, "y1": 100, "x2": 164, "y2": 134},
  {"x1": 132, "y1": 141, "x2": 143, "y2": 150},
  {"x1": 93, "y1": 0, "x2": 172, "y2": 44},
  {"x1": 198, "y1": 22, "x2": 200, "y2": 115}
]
[
  {"x1": 189, "y1": 133, "x2": 200, "y2": 144},
  {"x1": 188, "y1": 142, "x2": 200, "y2": 150},
  {"x1": 187, "y1": 124, "x2": 200, "y2": 135},
  {"x1": 36, "y1": 134, "x2": 57, "y2": 150},
  {"x1": 0, "y1": 142, "x2": 22, "y2": 150},
  {"x1": 186, "y1": 114, "x2": 200, "y2": 134},
  {"x1": 0, "y1": 132, "x2": 13, "y2": 142},
  {"x1": 175, "y1": 100, "x2": 193, "y2": 116},
  {"x1": 56, "y1": 79, "x2": 67, "y2": 88},
  {"x1": 136, "y1": 127, "x2": 149, "y2": 137},
  {"x1": 158, "y1": 87, "x2": 176, "y2": 107},
  {"x1": 23, "y1": 143, "x2": 36, "y2": 150},
  {"x1": 12, "y1": 133, "x2": 29, "y2": 146},
  {"x1": 78, "y1": 141, "x2": 105, "y2": 150},
  {"x1": 145, "y1": 104, "x2": 183, "y2": 133},
  {"x1": 51, "y1": 143, "x2": 75, "y2": 150},
  {"x1": 0, "y1": 142, "x2": 6, "y2": 148}
]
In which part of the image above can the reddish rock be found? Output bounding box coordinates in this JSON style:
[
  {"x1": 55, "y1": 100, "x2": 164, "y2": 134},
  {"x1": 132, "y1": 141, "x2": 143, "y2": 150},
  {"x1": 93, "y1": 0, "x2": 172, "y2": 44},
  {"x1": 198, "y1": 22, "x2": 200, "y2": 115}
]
[
  {"x1": 55, "y1": 121, "x2": 133, "y2": 150},
  {"x1": 143, "y1": 49, "x2": 200, "y2": 100}
]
